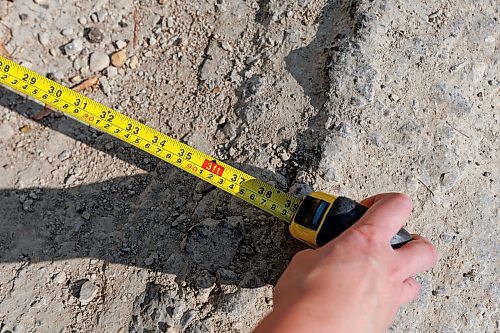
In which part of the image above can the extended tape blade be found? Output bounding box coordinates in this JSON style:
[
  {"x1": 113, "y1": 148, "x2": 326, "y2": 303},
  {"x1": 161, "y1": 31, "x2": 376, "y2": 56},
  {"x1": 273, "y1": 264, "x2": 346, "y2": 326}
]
[{"x1": 0, "y1": 56, "x2": 302, "y2": 222}]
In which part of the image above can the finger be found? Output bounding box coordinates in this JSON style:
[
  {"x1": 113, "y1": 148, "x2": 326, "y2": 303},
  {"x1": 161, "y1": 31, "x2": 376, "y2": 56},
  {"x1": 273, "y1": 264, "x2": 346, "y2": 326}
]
[
  {"x1": 400, "y1": 277, "x2": 420, "y2": 304},
  {"x1": 357, "y1": 193, "x2": 413, "y2": 241},
  {"x1": 396, "y1": 235, "x2": 437, "y2": 278}
]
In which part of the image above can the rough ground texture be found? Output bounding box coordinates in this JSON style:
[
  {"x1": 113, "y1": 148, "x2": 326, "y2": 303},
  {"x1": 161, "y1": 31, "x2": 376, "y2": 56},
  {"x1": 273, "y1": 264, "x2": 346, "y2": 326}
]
[{"x1": 0, "y1": 0, "x2": 498, "y2": 332}]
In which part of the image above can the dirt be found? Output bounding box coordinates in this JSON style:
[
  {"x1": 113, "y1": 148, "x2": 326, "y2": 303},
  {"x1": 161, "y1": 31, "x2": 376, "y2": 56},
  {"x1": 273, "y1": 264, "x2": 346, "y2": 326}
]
[{"x1": 0, "y1": 0, "x2": 498, "y2": 332}]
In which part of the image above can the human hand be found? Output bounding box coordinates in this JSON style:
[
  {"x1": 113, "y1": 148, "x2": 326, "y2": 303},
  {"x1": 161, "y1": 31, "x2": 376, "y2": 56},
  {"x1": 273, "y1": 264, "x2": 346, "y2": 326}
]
[{"x1": 254, "y1": 193, "x2": 437, "y2": 333}]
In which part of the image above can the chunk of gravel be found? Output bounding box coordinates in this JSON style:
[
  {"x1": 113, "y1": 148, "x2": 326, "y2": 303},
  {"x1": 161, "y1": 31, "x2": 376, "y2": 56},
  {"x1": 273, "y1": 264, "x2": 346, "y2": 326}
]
[
  {"x1": 89, "y1": 52, "x2": 110, "y2": 72},
  {"x1": 63, "y1": 39, "x2": 83, "y2": 55},
  {"x1": 79, "y1": 280, "x2": 99, "y2": 305}
]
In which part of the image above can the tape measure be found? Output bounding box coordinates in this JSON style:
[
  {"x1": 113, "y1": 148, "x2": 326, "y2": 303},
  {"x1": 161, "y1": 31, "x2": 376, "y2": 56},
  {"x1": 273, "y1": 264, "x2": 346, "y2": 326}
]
[
  {"x1": 0, "y1": 55, "x2": 301, "y2": 221},
  {"x1": 0, "y1": 55, "x2": 412, "y2": 248}
]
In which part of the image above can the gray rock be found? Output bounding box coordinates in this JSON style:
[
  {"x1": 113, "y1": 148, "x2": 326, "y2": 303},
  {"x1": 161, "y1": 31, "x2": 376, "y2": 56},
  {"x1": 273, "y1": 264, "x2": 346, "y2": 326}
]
[
  {"x1": 242, "y1": 75, "x2": 263, "y2": 99},
  {"x1": 22, "y1": 199, "x2": 34, "y2": 212},
  {"x1": 85, "y1": 27, "x2": 104, "y2": 44},
  {"x1": 0, "y1": 123, "x2": 15, "y2": 141},
  {"x1": 58, "y1": 150, "x2": 71, "y2": 161},
  {"x1": 38, "y1": 32, "x2": 50, "y2": 46},
  {"x1": 81, "y1": 211, "x2": 91, "y2": 220},
  {"x1": 79, "y1": 280, "x2": 99, "y2": 305},
  {"x1": 61, "y1": 28, "x2": 73, "y2": 36},
  {"x1": 99, "y1": 76, "x2": 111, "y2": 95},
  {"x1": 216, "y1": 267, "x2": 238, "y2": 284},
  {"x1": 184, "y1": 217, "x2": 244, "y2": 271},
  {"x1": 115, "y1": 40, "x2": 127, "y2": 50},
  {"x1": 89, "y1": 52, "x2": 110, "y2": 72},
  {"x1": 195, "y1": 270, "x2": 216, "y2": 290},
  {"x1": 63, "y1": 39, "x2": 83, "y2": 55}
]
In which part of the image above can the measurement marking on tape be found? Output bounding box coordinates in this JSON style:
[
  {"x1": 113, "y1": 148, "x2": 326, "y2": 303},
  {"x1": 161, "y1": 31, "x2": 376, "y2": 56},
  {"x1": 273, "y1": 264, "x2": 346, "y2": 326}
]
[{"x1": 0, "y1": 56, "x2": 302, "y2": 221}]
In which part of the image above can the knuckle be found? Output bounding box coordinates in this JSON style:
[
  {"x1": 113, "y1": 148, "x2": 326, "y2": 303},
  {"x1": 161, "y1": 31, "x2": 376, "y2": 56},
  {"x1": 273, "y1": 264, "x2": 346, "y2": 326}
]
[{"x1": 348, "y1": 226, "x2": 381, "y2": 250}]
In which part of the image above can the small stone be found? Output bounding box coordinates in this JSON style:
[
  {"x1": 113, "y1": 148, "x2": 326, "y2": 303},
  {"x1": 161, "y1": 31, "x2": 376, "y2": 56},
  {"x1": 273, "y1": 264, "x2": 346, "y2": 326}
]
[
  {"x1": 229, "y1": 70, "x2": 240, "y2": 83},
  {"x1": 22, "y1": 199, "x2": 34, "y2": 212},
  {"x1": 144, "y1": 256, "x2": 154, "y2": 266},
  {"x1": 216, "y1": 268, "x2": 238, "y2": 284},
  {"x1": 280, "y1": 151, "x2": 290, "y2": 161},
  {"x1": 90, "y1": 13, "x2": 99, "y2": 23},
  {"x1": 440, "y1": 170, "x2": 460, "y2": 192},
  {"x1": 115, "y1": 40, "x2": 127, "y2": 50},
  {"x1": 389, "y1": 93, "x2": 400, "y2": 102},
  {"x1": 61, "y1": 28, "x2": 73, "y2": 36},
  {"x1": 111, "y1": 50, "x2": 127, "y2": 67},
  {"x1": 104, "y1": 142, "x2": 114, "y2": 150},
  {"x1": 79, "y1": 281, "x2": 99, "y2": 305},
  {"x1": 129, "y1": 55, "x2": 139, "y2": 69},
  {"x1": 174, "y1": 197, "x2": 187, "y2": 208},
  {"x1": 85, "y1": 27, "x2": 104, "y2": 43},
  {"x1": 167, "y1": 17, "x2": 175, "y2": 28},
  {"x1": 159, "y1": 0, "x2": 168, "y2": 5},
  {"x1": 484, "y1": 35, "x2": 495, "y2": 44},
  {"x1": 49, "y1": 48, "x2": 59, "y2": 56},
  {"x1": 38, "y1": 32, "x2": 50, "y2": 46},
  {"x1": 172, "y1": 214, "x2": 187, "y2": 227},
  {"x1": 58, "y1": 150, "x2": 71, "y2": 161},
  {"x1": 148, "y1": 37, "x2": 157, "y2": 46},
  {"x1": 78, "y1": 16, "x2": 88, "y2": 25},
  {"x1": 99, "y1": 76, "x2": 111, "y2": 95},
  {"x1": 70, "y1": 75, "x2": 82, "y2": 83},
  {"x1": 406, "y1": 176, "x2": 419, "y2": 193},
  {"x1": 439, "y1": 233, "x2": 454, "y2": 244},
  {"x1": 89, "y1": 52, "x2": 110, "y2": 72},
  {"x1": 28, "y1": 191, "x2": 39, "y2": 200},
  {"x1": 0, "y1": 123, "x2": 15, "y2": 141},
  {"x1": 81, "y1": 211, "x2": 91, "y2": 220},
  {"x1": 105, "y1": 66, "x2": 118, "y2": 78},
  {"x1": 221, "y1": 41, "x2": 232, "y2": 52},
  {"x1": 33, "y1": 0, "x2": 49, "y2": 7},
  {"x1": 53, "y1": 271, "x2": 67, "y2": 284},
  {"x1": 63, "y1": 39, "x2": 83, "y2": 56},
  {"x1": 64, "y1": 174, "x2": 76, "y2": 185}
]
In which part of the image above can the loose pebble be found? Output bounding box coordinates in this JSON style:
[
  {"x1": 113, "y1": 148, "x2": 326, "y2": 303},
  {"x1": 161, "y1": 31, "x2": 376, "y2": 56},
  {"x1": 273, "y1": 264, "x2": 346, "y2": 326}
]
[
  {"x1": 78, "y1": 280, "x2": 99, "y2": 305},
  {"x1": 85, "y1": 27, "x2": 104, "y2": 43},
  {"x1": 38, "y1": 32, "x2": 50, "y2": 46},
  {"x1": 111, "y1": 50, "x2": 127, "y2": 67},
  {"x1": 89, "y1": 52, "x2": 110, "y2": 72},
  {"x1": 0, "y1": 123, "x2": 15, "y2": 141},
  {"x1": 63, "y1": 39, "x2": 83, "y2": 55}
]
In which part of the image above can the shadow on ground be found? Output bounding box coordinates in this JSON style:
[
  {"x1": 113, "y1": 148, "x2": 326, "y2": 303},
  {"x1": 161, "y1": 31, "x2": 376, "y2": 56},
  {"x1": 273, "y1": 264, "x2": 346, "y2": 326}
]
[{"x1": 0, "y1": 87, "x2": 304, "y2": 289}]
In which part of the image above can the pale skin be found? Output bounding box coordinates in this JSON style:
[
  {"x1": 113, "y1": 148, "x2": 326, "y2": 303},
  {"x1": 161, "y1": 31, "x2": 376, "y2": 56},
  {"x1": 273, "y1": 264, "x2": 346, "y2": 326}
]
[{"x1": 254, "y1": 193, "x2": 437, "y2": 333}]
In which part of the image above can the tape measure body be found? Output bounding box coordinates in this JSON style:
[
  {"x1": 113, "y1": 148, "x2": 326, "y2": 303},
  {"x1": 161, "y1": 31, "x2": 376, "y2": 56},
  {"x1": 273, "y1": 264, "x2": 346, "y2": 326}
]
[{"x1": 0, "y1": 56, "x2": 301, "y2": 221}]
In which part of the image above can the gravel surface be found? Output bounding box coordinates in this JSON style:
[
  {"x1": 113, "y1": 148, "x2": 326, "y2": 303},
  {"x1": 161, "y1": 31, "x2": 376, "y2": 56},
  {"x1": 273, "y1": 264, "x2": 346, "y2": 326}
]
[{"x1": 0, "y1": 0, "x2": 498, "y2": 332}]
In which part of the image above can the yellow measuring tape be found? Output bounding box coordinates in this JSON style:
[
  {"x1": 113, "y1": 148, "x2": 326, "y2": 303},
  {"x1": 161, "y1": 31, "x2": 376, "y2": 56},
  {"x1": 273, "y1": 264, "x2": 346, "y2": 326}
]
[{"x1": 0, "y1": 56, "x2": 301, "y2": 222}]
